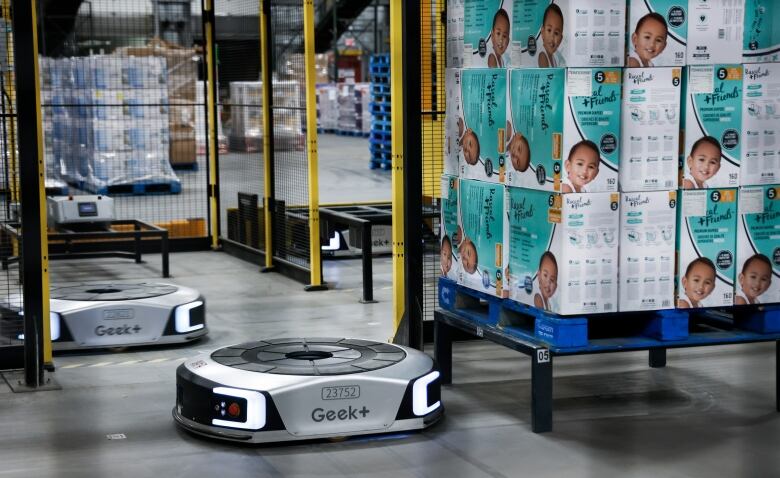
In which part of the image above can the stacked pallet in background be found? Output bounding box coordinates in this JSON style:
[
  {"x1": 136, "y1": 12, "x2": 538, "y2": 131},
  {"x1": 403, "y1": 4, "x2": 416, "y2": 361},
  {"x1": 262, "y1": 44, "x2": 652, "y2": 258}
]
[
  {"x1": 369, "y1": 54, "x2": 391, "y2": 170},
  {"x1": 39, "y1": 55, "x2": 181, "y2": 195},
  {"x1": 195, "y1": 81, "x2": 228, "y2": 156},
  {"x1": 228, "y1": 80, "x2": 304, "y2": 152},
  {"x1": 336, "y1": 82, "x2": 371, "y2": 136},
  {"x1": 121, "y1": 40, "x2": 199, "y2": 168},
  {"x1": 316, "y1": 84, "x2": 339, "y2": 132}
]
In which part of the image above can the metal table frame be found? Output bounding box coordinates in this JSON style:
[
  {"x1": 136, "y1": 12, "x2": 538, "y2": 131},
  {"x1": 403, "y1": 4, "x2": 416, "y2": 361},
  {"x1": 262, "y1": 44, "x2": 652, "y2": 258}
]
[
  {"x1": 434, "y1": 309, "x2": 780, "y2": 433},
  {"x1": 1, "y1": 219, "x2": 169, "y2": 278}
]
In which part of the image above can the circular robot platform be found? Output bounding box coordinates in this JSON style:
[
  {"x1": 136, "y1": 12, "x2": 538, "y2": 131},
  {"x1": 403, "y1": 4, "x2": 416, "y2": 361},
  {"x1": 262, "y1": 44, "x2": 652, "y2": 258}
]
[
  {"x1": 174, "y1": 338, "x2": 442, "y2": 443},
  {"x1": 50, "y1": 282, "x2": 206, "y2": 350}
]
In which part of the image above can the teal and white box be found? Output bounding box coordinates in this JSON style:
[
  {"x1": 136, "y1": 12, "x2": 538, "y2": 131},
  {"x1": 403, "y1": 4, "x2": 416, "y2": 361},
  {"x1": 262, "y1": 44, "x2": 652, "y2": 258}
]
[
  {"x1": 510, "y1": 0, "x2": 625, "y2": 68},
  {"x1": 741, "y1": 63, "x2": 780, "y2": 186},
  {"x1": 735, "y1": 185, "x2": 780, "y2": 305},
  {"x1": 743, "y1": 0, "x2": 780, "y2": 63},
  {"x1": 505, "y1": 67, "x2": 564, "y2": 191},
  {"x1": 458, "y1": 69, "x2": 507, "y2": 184},
  {"x1": 457, "y1": 179, "x2": 504, "y2": 297},
  {"x1": 440, "y1": 175, "x2": 461, "y2": 280},
  {"x1": 464, "y1": 0, "x2": 513, "y2": 68},
  {"x1": 619, "y1": 191, "x2": 678, "y2": 311},
  {"x1": 620, "y1": 67, "x2": 682, "y2": 191},
  {"x1": 562, "y1": 68, "x2": 622, "y2": 193},
  {"x1": 627, "y1": 1, "x2": 688, "y2": 67},
  {"x1": 687, "y1": 0, "x2": 745, "y2": 65},
  {"x1": 444, "y1": 68, "x2": 462, "y2": 177},
  {"x1": 502, "y1": 188, "x2": 619, "y2": 315},
  {"x1": 683, "y1": 65, "x2": 743, "y2": 189},
  {"x1": 677, "y1": 188, "x2": 738, "y2": 308},
  {"x1": 447, "y1": 0, "x2": 465, "y2": 67}
]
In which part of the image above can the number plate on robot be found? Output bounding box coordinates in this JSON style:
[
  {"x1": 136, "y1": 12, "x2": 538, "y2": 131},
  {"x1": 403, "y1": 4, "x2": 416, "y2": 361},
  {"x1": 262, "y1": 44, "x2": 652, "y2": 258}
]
[{"x1": 321, "y1": 385, "x2": 360, "y2": 400}]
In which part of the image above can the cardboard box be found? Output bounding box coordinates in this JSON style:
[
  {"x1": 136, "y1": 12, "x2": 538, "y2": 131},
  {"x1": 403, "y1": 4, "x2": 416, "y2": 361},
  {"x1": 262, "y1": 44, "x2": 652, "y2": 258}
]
[
  {"x1": 561, "y1": 68, "x2": 622, "y2": 193},
  {"x1": 505, "y1": 67, "x2": 564, "y2": 191},
  {"x1": 440, "y1": 175, "x2": 461, "y2": 280},
  {"x1": 620, "y1": 67, "x2": 682, "y2": 191},
  {"x1": 627, "y1": 0, "x2": 688, "y2": 67},
  {"x1": 457, "y1": 179, "x2": 504, "y2": 297},
  {"x1": 682, "y1": 65, "x2": 743, "y2": 189},
  {"x1": 503, "y1": 187, "x2": 619, "y2": 315},
  {"x1": 457, "y1": 69, "x2": 507, "y2": 184},
  {"x1": 463, "y1": 0, "x2": 513, "y2": 68},
  {"x1": 677, "y1": 188, "x2": 738, "y2": 308},
  {"x1": 510, "y1": 0, "x2": 626, "y2": 68},
  {"x1": 447, "y1": 0, "x2": 465, "y2": 67},
  {"x1": 741, "y1": 63, "x2": 780, "y2": 186},
  {"x1": 687, "y1": 0, "x2": 745, "y2": 65},
  {"x1": 735, "y1": 185, "x2": 780, "y2": 305},
  {"x1": 444, "y1": 69, "x2": 462, "y2": 177},
  {"x1": 619, "y1": 190, "x2": 677, "y2": 311},
  {"x1": 743, "y1": 0, "x2": 780, "y2": 63}
]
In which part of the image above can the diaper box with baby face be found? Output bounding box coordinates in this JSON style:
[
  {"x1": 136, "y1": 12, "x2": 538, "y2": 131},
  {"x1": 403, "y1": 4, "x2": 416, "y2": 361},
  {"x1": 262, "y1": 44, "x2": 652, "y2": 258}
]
[
  {"x1": 741, "y1": 63, "x2": 780, "y2": 186},
  {"x1": 464, "y1": 0, "x2": 513, "y2": 68},
  {"x1": 457, "y1": 179, "x2": 505, "y2": 296},
  {"x1": 619, "y1": 190, "x2": 677, "y2": 312},
  {"x1": 677, "y1": 188, "x2": 738, "y2": 308},
  {"x1": 687, "y1": 0, "x2": 745, "y2": 65},
  {"x1": 743, "y1": 0, "x2": 780, "y2": 63},
  {"x1": 620, "y1": 67, "x2": 682, "y2": 191},
  {"x1": 445, "y1": 68, "x2": 462, "y2": 177},
  {"x1": 458, "y1": 69, "x2": 507, "y2": 184},
  {"x1": 502, "y1": 187, "x2": 619, "y2": 315},
  {"x1": 562, "y1": 68, "x2": 622, "y2": 193},
  {"x1": 683, "y1": 65, "x2": 743, "y2": 189},
  {"x1": 447, "y1": 0, "x2": 465, "y2": 67},
  {"x1": 440, "y1": 175, "x2": 461, "y2": 280},
  {"x1": 510, "y1": 0, "x2": 626, "y2": 68},
  {"x1": 505, "y1": 67, "x2": 564, "y2": 191},
  {"x1": 735, "y1": 185, "x2": 780, "y2": 305},
  {"x1": 627, "y1": 0, "x2": 688, "y2": 67}
]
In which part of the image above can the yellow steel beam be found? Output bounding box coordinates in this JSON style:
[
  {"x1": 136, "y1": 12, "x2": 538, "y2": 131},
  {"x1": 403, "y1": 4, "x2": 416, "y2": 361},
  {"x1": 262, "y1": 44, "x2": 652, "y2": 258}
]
[
  {"x1": 303, "y1": 0, "x2": 322, "y2": 287},
  {"x1": 390, "y1": 0, "x2": 405, "y2": 335},
  {"x1": 29, "y1": 0, "x2": 51, "y2": 365},
  {"x1": 204, "y1": 0, "x2": 219, "y2": 250},
  {"x1": 259, "y1": 0, "x2": 273, "y2": 268}
]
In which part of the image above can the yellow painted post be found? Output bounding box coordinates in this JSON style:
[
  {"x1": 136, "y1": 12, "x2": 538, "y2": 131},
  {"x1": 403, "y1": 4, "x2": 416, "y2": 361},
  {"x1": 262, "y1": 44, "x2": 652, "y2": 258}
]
[
  {"x1": 302, "y1": 0, "x2": 323, "y2": 288},
  {"x1": 29, "y1": 0, "x2": 51, "y2": 365},
  {"x1": 390, "y1": 0, "x2": 405, "y2": 335},
  {"x1": 259, "y1": 0, "x2": 274, "y2": 268},
  {"x1": 203, "y1": 0, "x2": 219, "y2": 250}
]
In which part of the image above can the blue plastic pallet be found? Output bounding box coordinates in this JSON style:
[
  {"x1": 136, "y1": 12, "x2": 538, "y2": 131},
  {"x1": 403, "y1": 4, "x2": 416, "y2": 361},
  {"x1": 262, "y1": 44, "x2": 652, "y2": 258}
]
[
  {"x1": 371, "y1": 120, "x2": 392, "y2": 132},
  {"x1": 82, "y1": 180, "x2": 182, "y2": 196},
  {"x1": 369, "y1": 54, "x2": 390, "y2": 65},
  {"x1": 437, "y1": 278, "x2": 750, "y2": 350},
  {"x1": 336, "y1": 130, "x2": 370, "y2": 137},
  {"x1": 370, "y1": 131, "x2": 391, "y2": 142},
  {"x1": 370, "y1": 150, "x2": 392, "y2": 161},
  {"x1": 369, "y1": 159, "x2": 392, "y2": 170},
  {"x1": 370, "y1": 102, "x2": 391, "y2": 114},
  {"x1": 371, "y1": 83, "x2": 391, "y2": 93}
]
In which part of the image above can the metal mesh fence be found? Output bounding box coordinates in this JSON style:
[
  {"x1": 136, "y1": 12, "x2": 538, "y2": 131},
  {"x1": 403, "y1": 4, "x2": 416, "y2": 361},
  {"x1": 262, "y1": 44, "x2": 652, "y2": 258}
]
[
  {"x1": 37, "y1": 0, "x2": 208, "y2": 238},
  {"x1": 269, "y1": 0, "x2": 309, "y2": 270},
  {"x1": 420, "y1": 0, "x2": 445, "y2": 322},
  {"x1": 0, "y1": 2, "x2": 23, "y2": 348},
  {"x1": 215, "y1": 0, "x2": 265, "y2": 251}
]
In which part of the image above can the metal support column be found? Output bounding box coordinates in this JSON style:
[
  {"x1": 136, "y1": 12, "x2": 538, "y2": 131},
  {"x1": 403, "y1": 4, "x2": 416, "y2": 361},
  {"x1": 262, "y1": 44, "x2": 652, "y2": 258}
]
[
  {"x1": 259, "y1": 0, "x2": 275, "y2": 271},
  {"x1": 434, "y1": 319, "x2": 452, "y2": 385},
  {"x1": 303, "y1": 0, "x2": 325, "y2": 290},
  {"x1": 531, "y1": 348, "x2": 553, "y2": 433},
  {"x1": 390, "y1": 0, "x2": 406, "y2": 345},
  {"x1": 202, "y1": 0, "x2": 220, "y2": 250},
  {"x1": 649, "y1": 348, "x2": 667, "y2": 368},
  {"x1": 11, "y1": 0, "x2": 51, "y2": 385}
]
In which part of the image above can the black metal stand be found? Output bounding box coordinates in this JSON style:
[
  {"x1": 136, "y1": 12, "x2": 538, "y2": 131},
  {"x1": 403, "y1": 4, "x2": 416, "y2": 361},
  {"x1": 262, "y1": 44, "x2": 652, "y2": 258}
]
[{"x1": 435, "y1": 309, "x2": 780, "y2": 433}]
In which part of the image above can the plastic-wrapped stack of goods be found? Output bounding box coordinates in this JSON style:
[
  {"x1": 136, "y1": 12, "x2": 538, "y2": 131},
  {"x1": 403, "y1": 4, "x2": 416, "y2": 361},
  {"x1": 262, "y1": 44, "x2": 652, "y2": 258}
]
[
  {"x1": 195, "y1": 81, "x2": 228, "y2": 155},
  {"x1": 316, "y1": 84, "x2": 339, "y2": 132},
  {"x1": 369, "y1": 54, "x2": 391, "y2": 170},
  {"x1": 441, "y1": 0, "x2": 780, "y2": 320},
  {"x1": 228, "y1": 80, "x2": 304, "y2": 152},
  {"x1": 336, "y1": 82, "x2": 371, "y2": 136},
  {"x1": 120, "y1": 41, "x2": 199, "y2": 168},
  {"x1": 39, "y1": 54, "x2": 181, "y2": 195}
]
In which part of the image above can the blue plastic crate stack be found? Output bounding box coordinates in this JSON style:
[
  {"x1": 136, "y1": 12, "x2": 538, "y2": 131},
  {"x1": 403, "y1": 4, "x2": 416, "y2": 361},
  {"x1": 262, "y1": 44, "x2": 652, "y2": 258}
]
[{"x1": 369, "y1": 54, "x2": 391, "y2": 170}]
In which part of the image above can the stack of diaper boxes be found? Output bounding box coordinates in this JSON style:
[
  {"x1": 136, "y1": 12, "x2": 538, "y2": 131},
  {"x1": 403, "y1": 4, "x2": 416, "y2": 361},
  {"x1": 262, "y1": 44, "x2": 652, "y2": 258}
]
[
  {"x1": 39, "y1": 55, "x2": 178, "y2": 193},
  {"x1": 443, "y1": 0, "x2": 779, "y2": 315}
]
